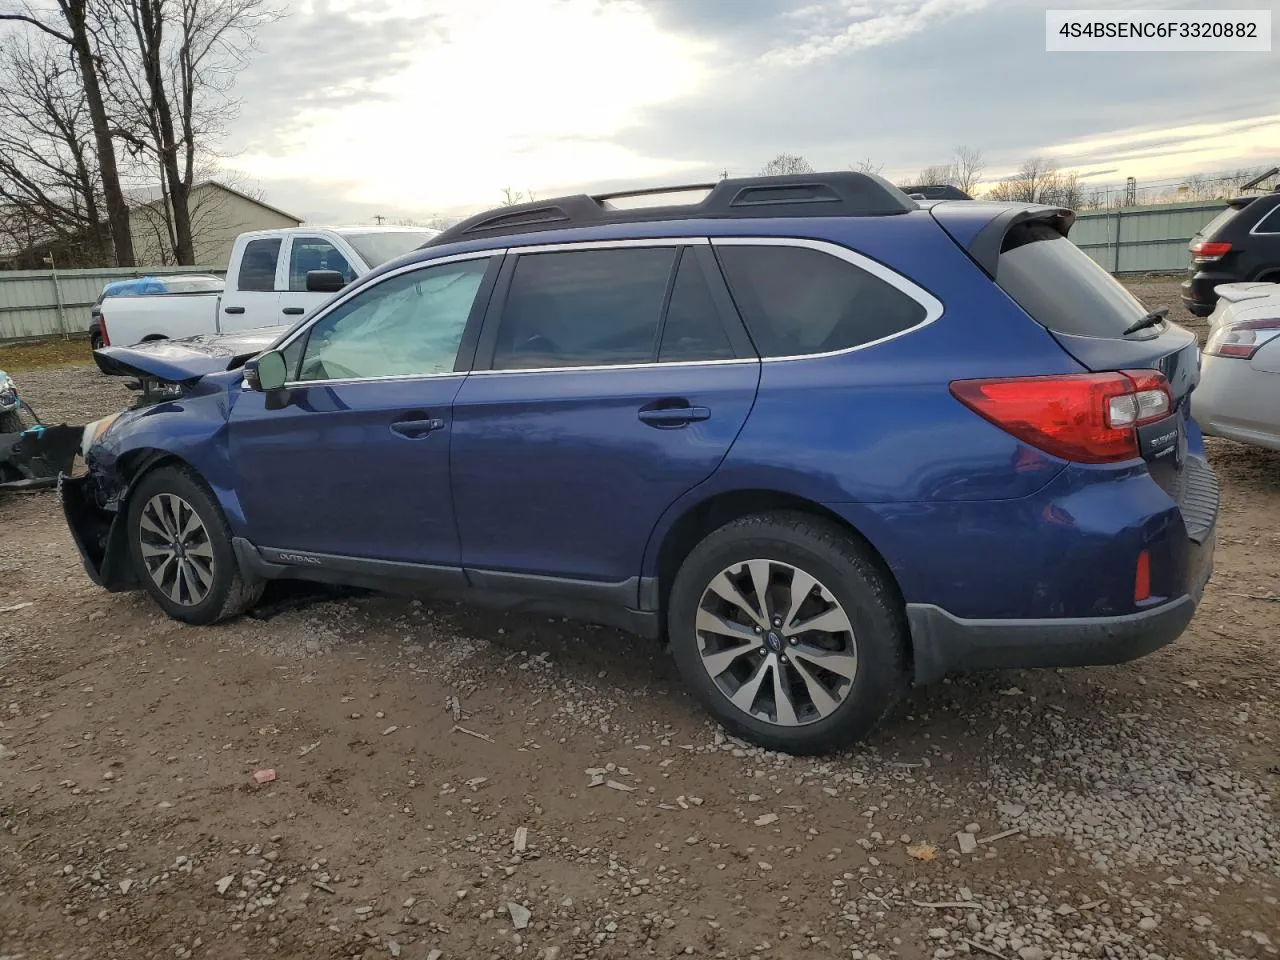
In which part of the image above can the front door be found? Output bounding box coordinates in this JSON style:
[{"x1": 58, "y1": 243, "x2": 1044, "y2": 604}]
[
  {"x1": 277, "y1": 234, "x2": 361, "y2": 325},
  {"x1": 230, "y1": 254, "x2": 498, "y2": 565},
  {"x1": 451, "y1": 243, "x2": 760, "y2": 586}
]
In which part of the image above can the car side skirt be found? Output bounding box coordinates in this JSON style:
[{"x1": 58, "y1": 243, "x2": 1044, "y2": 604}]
[{"x1": 232, "y1": 539, "x2": 662, "y2": 638}]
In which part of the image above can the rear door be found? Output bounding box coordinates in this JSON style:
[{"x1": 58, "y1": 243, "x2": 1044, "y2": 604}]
[
  {"x1": 220, "y1": 236, "x2": 283, "y2": 332},
  {"x1": 278, "y1": 234, "x2": 361, "y2": 323},
  {"x1": 450, "y1": 240, "x2": 759, "y2": 590},
  {"x1": 992, "y1": 220, "x2": 1209, "y2": 532}
]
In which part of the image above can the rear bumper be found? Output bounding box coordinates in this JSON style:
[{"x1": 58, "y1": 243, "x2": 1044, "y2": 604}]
[
  {"x1": 908, "y1": 524, "x2": 1214, "y2": 685},
  {"x1": 1181, "y1": 273, "x2": 1234, "y2": 316},
  {"x1": 1190, "y1": 355, "x2": 1280, "y2": 452}
]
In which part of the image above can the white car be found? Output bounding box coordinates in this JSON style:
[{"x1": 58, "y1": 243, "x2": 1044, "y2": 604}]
[
  {"x1": 1191, "y1": 282, "x2": 1280, "y2": 452},
  {"x1": 97, "y1": 225, "x2": 437, "y2": 349}
]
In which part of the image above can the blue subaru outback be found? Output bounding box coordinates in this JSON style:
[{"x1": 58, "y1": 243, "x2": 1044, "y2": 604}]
[{"x1": 64, "y1": 173, "x2": 1217, "y2": 754}]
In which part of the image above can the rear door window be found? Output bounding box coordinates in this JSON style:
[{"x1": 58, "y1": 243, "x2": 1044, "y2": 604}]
[
  {"x1": 658, "y1": 250, "x2": 735, "y2": 362},
  {"x1": 995, "y1": 222, "x2": 1149, "y2": 339},
  {"x1": 1251, "y1": 204, "x2": 1280, "y2": 235},
  {"x1": 714, "y1": 244, "x2": 927, "y2": 357},
  {"x1": 491, "y1": 247, "x2": 676, "y2": 370},
  {"x1": 237, "y1": 238, "x2": 282, "y2": 292}
]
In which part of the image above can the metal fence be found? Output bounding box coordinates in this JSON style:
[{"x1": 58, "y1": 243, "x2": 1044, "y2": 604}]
[
  {"x1": 0, "y1": 200, "x2": 1233, "y2": 341},
  {"x1": 1070, "y1": 200, "x2": 1222, "y2": 274},
  {"x1": 0, "y1": 266, "x2": 224, "y2": 342}
]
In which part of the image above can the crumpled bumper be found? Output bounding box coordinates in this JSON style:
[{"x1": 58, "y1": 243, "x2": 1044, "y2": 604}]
[{"x1": 59, "y1": 472, "x2": 138, "y2": 591}]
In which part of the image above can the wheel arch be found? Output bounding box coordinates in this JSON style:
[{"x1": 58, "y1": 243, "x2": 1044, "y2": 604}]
[
  {"x1": 649, "y1": 488, "x2": 907, "y2": 628},
  {"x1": 95, "y1": 446, "x2": 245, "y2": 588}
]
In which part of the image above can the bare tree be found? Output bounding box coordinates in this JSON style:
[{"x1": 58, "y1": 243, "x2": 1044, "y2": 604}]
[
  {"x1": 951, "y1": 145, "x2": 984, "y2": 195},
  {"x1": 850, "y1": 157, "x2": 883, "y2": 175},
  {"x1": 986, "y1": 156, "x2": 1062, "y2": 203},
  {"x1": 100, "y1": 0, "x2": 275, "y2": 265},
  {"x1": 0, "y1": 34, "x2": 112, "y2": 265},
  {"x1": 0, "y1": 0, "x2": 135, "y2": 264},
  {"x1": 500, "y1": 187, "x2": 536, "y2": 206},
  {"x1": 759, "y1": 153, "x2": 813, "y2": 177},
  {"x1": 1042, "y1": 169, "x2": 1083, "y2": 209},
  {"x1": 912, "y1": 163, "x2": 952, "y2": 186}
]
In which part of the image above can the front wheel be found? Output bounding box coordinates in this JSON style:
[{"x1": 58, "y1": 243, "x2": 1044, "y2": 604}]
[
  {"x1": 667, "y1": 512, "x2": 908, "y2": 755},
  {"x1": 126, "y1": 465, "x2": 262, "y2": 624}
]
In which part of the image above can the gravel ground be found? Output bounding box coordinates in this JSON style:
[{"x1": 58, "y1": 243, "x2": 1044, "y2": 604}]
[{"x1": 1, "y1": 277, "x2": 1277, "y2": 960}]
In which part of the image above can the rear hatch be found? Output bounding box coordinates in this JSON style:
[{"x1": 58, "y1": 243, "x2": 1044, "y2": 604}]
[
  {"x1": 1186, "y1": 197, "x2": 1256, "y2": 268},
  {"x1": 936, "y1": 205, "x2": 1214, "y2": 542}
]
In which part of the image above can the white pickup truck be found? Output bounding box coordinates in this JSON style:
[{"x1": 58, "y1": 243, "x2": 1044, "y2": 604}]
[{"x1": 97, "y1": 225, "x2": 437, "y2": 348}]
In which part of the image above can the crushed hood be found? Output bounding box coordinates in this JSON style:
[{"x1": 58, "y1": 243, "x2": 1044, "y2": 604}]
[{"x1": 94, "y1": 328, "x2": 281, "y2": 382}]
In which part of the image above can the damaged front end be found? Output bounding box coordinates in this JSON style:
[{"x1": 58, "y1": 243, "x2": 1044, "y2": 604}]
[{"x1": 58, "y1": 411, "x2": 138, "y2": 589}]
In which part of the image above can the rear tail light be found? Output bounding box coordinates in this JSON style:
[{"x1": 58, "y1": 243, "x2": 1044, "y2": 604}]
[
  {"x1": 1189, "y1": 239, "x2": 1231, "y2": 262},
  {"x1": 100, "y1": 313, "x2": 110, "y2": 347},
  {"x1": 949, "y1": 371, "x2": 1173, "y2": 464},
  {"x1": 1204, "y1": 318, "x2": 1280, "y2": 359}
]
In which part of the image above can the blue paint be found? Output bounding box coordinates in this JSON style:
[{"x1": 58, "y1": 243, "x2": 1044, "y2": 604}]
[{"x1": 84, "y1": 198, "x2": 1215, "y2": 638}]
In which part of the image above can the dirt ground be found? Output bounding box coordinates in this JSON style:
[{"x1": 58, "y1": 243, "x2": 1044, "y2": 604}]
[{"x1": 1, "y1": 277, "x2": 1277, "y2": 960}]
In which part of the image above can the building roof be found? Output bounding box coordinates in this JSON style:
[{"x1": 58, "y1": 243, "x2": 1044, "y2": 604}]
[{"x1": 124, "y1": 179, "x2": 302, "y2": 224}]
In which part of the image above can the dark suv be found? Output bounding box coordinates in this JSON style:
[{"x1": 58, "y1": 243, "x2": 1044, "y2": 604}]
[
  {"x1": 64, "y1": 172, "x2": 1217, "y2": 754},
  {"x1": 1182, "y1": 190, "x2": 1280, "y2": 316}
]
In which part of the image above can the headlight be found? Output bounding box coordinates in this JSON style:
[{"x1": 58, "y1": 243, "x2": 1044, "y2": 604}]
[{"x1": 81, "y1": 413, "x2": 122, "y2": 457}]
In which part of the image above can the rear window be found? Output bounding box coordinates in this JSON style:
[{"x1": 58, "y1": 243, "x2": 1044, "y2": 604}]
[
  {"x1": 1195, "y1": 204, "x2": 1243, "y2": 239},
  {"x1": 996, "y1": 222, "x2": 1149, "y2": 339}
]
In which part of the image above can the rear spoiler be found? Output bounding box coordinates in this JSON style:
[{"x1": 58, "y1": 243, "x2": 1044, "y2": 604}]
[{"x1": 931, "y1": 203, "x2": 1075, "y2": 278}]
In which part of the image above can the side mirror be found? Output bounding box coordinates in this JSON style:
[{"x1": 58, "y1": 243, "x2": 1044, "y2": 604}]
[
  {"x1": 244, "y1": 350, "x2": 288, "y2": 392},
  {"x1": 306, "y1": 269, "x2": 347, "y2": 293}
]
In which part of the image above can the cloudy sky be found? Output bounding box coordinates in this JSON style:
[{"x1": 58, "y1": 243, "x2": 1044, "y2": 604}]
[{"x1": 223, "y1": 0, "x2": 1280, "y2": 223}]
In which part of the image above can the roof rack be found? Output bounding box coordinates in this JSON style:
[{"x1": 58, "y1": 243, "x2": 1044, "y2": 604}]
[
  {"x1": 426, "y1": 172, "x2": 918, "y2": 246},
  {"x1": 899, "y1": 184, "x2": 973, "y2": 201}
]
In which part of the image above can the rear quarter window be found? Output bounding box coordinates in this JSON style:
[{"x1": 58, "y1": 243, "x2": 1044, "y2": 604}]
[
  {"x1": 996, "y1": 222, "x2": 1149, "y2": 339},
  {"x1": 714, "y1": 244, "x2": 928, "y2": 357}
]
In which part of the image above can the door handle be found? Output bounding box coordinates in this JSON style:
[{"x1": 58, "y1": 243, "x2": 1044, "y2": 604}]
[
  {"x1": 224, "y1": 306, "x2": 245, "y2": 315},
  {"x1": 390, "y1": 417, "x2": 446, "y2": 439},
  {"x1": 638, "y1": 404, "x2": 711, "y2": 427},
  {"x1": 282, "y1": 306, "x2": 305, "y2": 316}
]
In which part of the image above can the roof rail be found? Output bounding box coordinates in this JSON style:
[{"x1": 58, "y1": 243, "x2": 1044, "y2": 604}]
[
  {"x1": 426, "y1": 172, "x2": 918, "y2": 246},
  {"x1": 899, "y1": 184, "x2": 973, "y2": 200}
]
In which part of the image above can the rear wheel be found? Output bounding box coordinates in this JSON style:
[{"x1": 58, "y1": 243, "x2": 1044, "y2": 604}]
[
  {"x1": 667, "y1": 512, "x2": 908, "y2": 755},
  {"x1": 126, "y1": 465, "x2": 262, "y2": 624}
]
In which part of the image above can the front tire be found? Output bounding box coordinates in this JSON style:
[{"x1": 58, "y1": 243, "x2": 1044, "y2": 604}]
[
  {"x1": 667, "y1": 512, "x2": 908, "y2": 755},
  {"x1": 126, "y1": 465, "x2": 262, "y2": 624}
]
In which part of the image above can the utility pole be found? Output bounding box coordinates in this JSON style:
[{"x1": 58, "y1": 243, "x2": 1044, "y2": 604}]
[{"x1": 374, "y1": 215, "x2": 385, "y2": 225}]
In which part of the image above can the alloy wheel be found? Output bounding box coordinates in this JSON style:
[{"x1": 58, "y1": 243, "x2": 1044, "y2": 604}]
[
  {"x1": 695, "y1": 559, "x2": 858, "y2": 726},
  {"x1": 138, "y1": 493, "x2": 215, "y2": 606}
]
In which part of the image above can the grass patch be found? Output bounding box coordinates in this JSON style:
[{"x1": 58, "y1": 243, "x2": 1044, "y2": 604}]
[{"x1": 0, "y1": 337, "x2": 91, "y2": 373}]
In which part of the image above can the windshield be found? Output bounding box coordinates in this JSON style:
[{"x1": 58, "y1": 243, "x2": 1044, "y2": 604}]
[{"x1": 342, "y1": 231, "x2": 435, "y2": 267}]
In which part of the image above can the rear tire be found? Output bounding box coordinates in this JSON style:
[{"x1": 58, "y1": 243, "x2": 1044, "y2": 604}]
[
  {"x1": 667, "y1": 511, "x2": 908, "y2": 755},
  {"x1": 126, "y1": 465, "x2": 262, "y2": 624}
]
